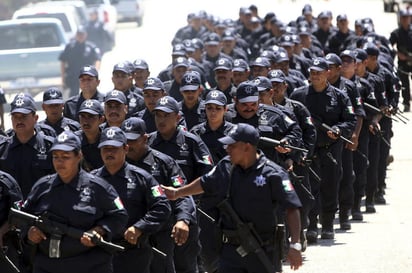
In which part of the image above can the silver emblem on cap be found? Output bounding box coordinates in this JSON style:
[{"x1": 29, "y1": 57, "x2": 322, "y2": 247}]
[
  {"x1": 85, "y1": 100, "x2": 93, "y2": 108},
  {"x1": 314, "y1": 59, "x2": 320, "y2": 65},
  {"x1": 49, "y1": 90, "x2": 58, "y2": 98},
  {"x1": 106, "y1": 128, "x2": 116, "y2": 138},
  {"x1": 111, "y1": 90, "x2": 119, "y2": 96},
  {"x1": 58, "y1": 133, "x2": 68, "y2": 143},
  {"x1": 210, "y1": 91, "x2": 219, "y2": 98},
  {"x1": 244, "y1": 86, "x2": 254, "y2": 94},
  {"x1": 185, "y1": 74, "x2": 194, "y2": 83},
  {"x1": 124, "y1": 120, "x2": 132, "y2": 131},
  {"x1": 147, "y1": 78, "x2": 155, "y2": 85},
  {"x1": 159, "y1": 97, "x2": 168, "y2": 105}
]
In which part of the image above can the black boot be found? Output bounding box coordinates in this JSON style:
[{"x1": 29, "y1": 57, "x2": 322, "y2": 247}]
[
  {"x1": 320, "y1": 213, "x2": 335, "y2": 239},
  {"x1": 365, "y1": 195, "x2": 376, "y2": 213},
  {"x1": 352, "y1": 196, "x2": 363, "y2": 221},
  {"x1": 339, "y1": 209, "x2": 351, "y2": 230}
]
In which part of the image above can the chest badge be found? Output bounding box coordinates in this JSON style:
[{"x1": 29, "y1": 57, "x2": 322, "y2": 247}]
[{"x1": 254, "y1": 175, "x2": 266, "y2": 187}]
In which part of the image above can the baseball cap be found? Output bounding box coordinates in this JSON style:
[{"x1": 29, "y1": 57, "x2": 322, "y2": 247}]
[
  {"x1": 153, "y1": 96, "x2": 179, "y2": 113},
  {"x1": 204, "y1": 32, "x2": 221, "y2": 45},
  {"x1": 191, "y1": 38, "x2": 204, "y2": 50},
  {"x1": 50, "y1": 131, "x2": 81, "y2": 152},
  {"x1": 104, "y1": 90, "x2": 127, "y2": 104},
  {"x1": 121, "y1": 117, "x2": 146, "y2": 140},
  {"x1": 274, "y1": 50, "x2": 290, "y2": 63},
  {"x1": 279, "y1": 34, "x2": 294, "y2": 47},
  {"x1": 236, "y1": 81, "x2": 259, "y2": 103},
  {"x1": 340, "y1": 49, "x2": 357, "y2": 61},
  {"x1": 318, "y1": 11, "x2": 332, "y2": 19},
  {"x1": 268, "y1": 69, "x2": 287, "y2": 83},
  {"x1": 253, "y1": 76, "x2": 272, "y2": 92},
  {"x1": 232, "y1": 59, "x2": 250, "y2": 72},
  {"x1": 182, "y1": 39, "x2": 195, "y2": 53},
  {"x1": 172, "y1": 44, "x2": 186, "y2": 56},
  {"x1": 222, "y1": 30, "x2": 236, "y2": 41},
  {"x1": 354, "y1": 48, "x2": 368, "y2": 62},
  {"x1": 79, "y1": 65, "x2": 98, "y2": 78},
  {"x1": 76, "y1": 25, "x2": 87, "y2": 34},
  {"x1": 309, "y1": 57, "x2": 329, "y2": 71},
  {"x1": 214, "y1": 58, "x2": 233, "y2": 71},
  {"x1": 337, "y1": 14, "x2": 348, "y2": 21},
  {"x1": 79, "y1": 99, "x2": 103, "y2": 116},
  {"x1": 302, "y1": 4, "x2": 312, "y2": 15},
  {"x1": 363, "y1": 42, "x2": 380, "y2": 56},
  {"x1": 113, "y1": 61, "x2": 133, "y2": 74},
  {"x1": 205, "y1": 90, "x2": 227, "y2": 106},
  {"x1": 325, "y1": 53, "x2": 342, "y2": 66},
  {"x1": 133, "y1": 59, "x2": 149, "y2": 70},
  {"x1": 399, "y1": 9, "x2": 411, "y2": 17},
  {"x1": 180, "y1": 71, "x2": 201, "y2": 91},
  {"x1": 98, "y1": 127, "x2": 127, "y2": 148},
  {"x1": 218, "y1": 123, "x2": 259, "y2": 146},
  {"x1": 250, "y1": 57, "x2": 270, "y2": 67},
  {"x1": 173, "y1": 57, "x2": 189, "y2": 69},
  {"x1": 143, "y1": 77, "x2": 164, "y2": 91},
  {"x1": 43, "y1": 87, "x2": 64, "y2": 105},
  {"x1": 10, "y1": 93, "x2": 36, "y2": 114}
]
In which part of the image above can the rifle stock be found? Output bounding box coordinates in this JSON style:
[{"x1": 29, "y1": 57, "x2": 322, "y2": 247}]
[{"x1": 259, "y1": 137, "x2": 309, "y2": 153}]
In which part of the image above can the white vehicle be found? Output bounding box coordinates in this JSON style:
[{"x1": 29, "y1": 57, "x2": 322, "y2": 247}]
[
  {"x1": 0, "y1": 18, "x2": 67, "y2": 100},
  {"x1": 112, "y1": 0, "x2": 144, "y2": 26},
  {"x1": 82, "y1": 0, "x2": 118, "y2": 34},
  {"x1": 12, "y1": 4, "x2": 84, "y2": 41}
]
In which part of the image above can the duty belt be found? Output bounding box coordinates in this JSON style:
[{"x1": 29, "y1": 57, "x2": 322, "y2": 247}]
[{"x1": 221, "y1": 229, "x2": 273, "y2": 246}]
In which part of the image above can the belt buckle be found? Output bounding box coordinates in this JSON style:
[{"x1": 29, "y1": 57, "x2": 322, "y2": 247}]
[
  {"x1": 222, "y1": 234, "x2": 229, "y2": 243},
  {"x1": 49, "y1": 234, "x2": 61, "y2": 258}
]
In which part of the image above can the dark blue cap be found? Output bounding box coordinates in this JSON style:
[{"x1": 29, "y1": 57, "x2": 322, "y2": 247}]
[
  {"x1": 191, "y1": 38, "x2": 204, "y2": 50},
  {"x1": 253, "y1": 76, "x2": 272, "y2": 92},
  {"x1": 399, "y1": 9, "x2": 411, "y2": 17},
  {"x1": 337, "y1": 14, "x2": 348, "y2": 21},
  {"x1": 133, "y1": 59, "x2": 149, "y2": 70},
  {"x1": 236, "y1": 81, "x2": 259, "y2": 103},
  {"x1": 340, "y1": 49, "x2": 357, "y2": 61},
  {"x1": 274, "y1": 51, "x2": 289, "y2": 63},
  {"x1": 204, "y1": 32, "x2": 221, "y2": 45},
  {"x1": 354, "y1": 48, "x2": 368, "y2": 62},
  {"x1": 105, "y1": 90, "x2": 127, "y2": 104},
  {"x1": 50, "y1": 131, "x2": 81, "y2": 152},
  {"x1": 318, "y1": 10, "x2": 332, "y2": 19},
  {"x1": 172, "y1": 43, "x2": 186, "y2": 56},
  {"x1": 268, "y1": 69, "x2": 287, "y2": 83},
  {"x1": 79, "y1": 65, "x2": 98, "y2": 78},
  {"x1": 10, "y1": 93, "x2": 36, "y2": 114},
  {"x1": 180, "y1": 71, "x2": 201, "y2": 91},
  {"x1": 279, "y1": 34, "x2": 294, "y2": 46},
  {"x1": 250, "y1": 57, "x2": 270, "y2": 67},
  {"x1": 173, "y1": 56, "x2": 189, "y2": 69},
  {"x1": 182, "y1": 39, "x2": 195, "y2": 53},
  {"x1": 309, "y1": 57, "x2": 329, "y2": 71},
  {"x1": 363, "y1": 42, "x2": 380, "y2": 56},
  {"x1": 98, "y1": 127, "x2": 127, "y2": 148},
  {"x1": 121, "y1": 117, "x2": 146, "y2": 140},
  {"x1": 154, "y1": 96, "x2": 179, "y2": 113},
  {"x1": 143, "y1": 77, "x2": 164, "y2": 91},
  {"x1": 325, "y1": 53, "x2": 342, "y2": 65},
  {"x1": 79, "y1": 99, "x2": 103, "y2": 115},
  {"x1": 113, "y1": 61, "x2": 133, "y2": 74},
  {"x1": 222, "y1": 30, "x2": 236, "y2": 41},
  {"x1": 232, "y1": 58, "x2": 250, "y2": 72},
  {"x1": 302, "y1": 4, "x2": 312, "y2": 15},
  {"x1": 43, "y1": 87, "x2": 64, "y2": 105},
  {"x1": 205, "y1": 90, "x2": 227, "y2": 106},
  {"x1": 214, "y1": 58, "x2": 233, "y2": 71},
  {"x1": 218, "y1": 123, "x2": 259, "y2": 146}
]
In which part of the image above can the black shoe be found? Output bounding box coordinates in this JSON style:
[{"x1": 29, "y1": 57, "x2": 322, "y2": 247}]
[
  {"x1": 404, "y1": 104, "x2": 410, "y2": 112},
  {"x1": 352, "y1": 210, "x2": 363, "y2": 221},
  {"x1": 340, "y1": 221, "x2": 351, "y2": 230},
  {"x1": 375, "y1": 193, "x2": 386, "y2": 205},
  {"x1": 320, "y1": 228, "x2": 335, "y2": 239},
  {"x1": 365, "y1": 203, "x2": 376, "y2": 213},
  {"x1": 306, "y1": 229, "x2": 318, "y2": 244},
  {"x1": 300, "y1": 230, "x2": 307, "y2": 252}
]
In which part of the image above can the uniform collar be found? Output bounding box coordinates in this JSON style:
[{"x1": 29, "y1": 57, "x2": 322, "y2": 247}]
[
  {"x1": 100, "y1": 162, "x2": 128, "y2": 178},
  {"x1": 151, "y1": 128, "x2": 183, "y2": 145}
]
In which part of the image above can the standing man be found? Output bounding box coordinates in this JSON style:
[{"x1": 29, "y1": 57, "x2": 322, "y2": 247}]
[
  {"x1": 290, "y1": 57, "x2": 356, "y2": 242},
  {"x1": 64, "y1": 65, "x2": 105, "y2": 122},
  {"x1": 59, "y1": 27, "x2": 101, "y2": 98},
  {"x1": 162, "y1": 123, "x2": 303, "y2": 273},
  {"x1": 93, "y1": 127, "x2": 171, "y2": 273}
]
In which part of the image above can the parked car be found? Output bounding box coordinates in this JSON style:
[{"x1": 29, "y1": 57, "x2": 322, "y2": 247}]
[
  {"x1": 12, "y1": 3, "x2": 84, "y2": 41},
  {"x1": 383, "y1": 0, "x2": 412, "y2": 12},
  {"x1": 112, "y1": 0, "x2": 144, "y2": 26},
  {"x1": 0, "y1": 18, "x2": 67, "y2": 100}
]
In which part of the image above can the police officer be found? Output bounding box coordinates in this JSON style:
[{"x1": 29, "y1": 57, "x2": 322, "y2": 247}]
[
  {"x1": 0, "y1": 93, "x2": 55, "y2": 199},
  {"x1": 92, "y1": 127, "x2": 171, "y2": 273},
  {"x1": 23, "y1": 131, "x2": 128, "y2": 273},
  {"x1": 162, "y1": 123, "x2": 303, "y2": 273},
  {"x1": 290, "y1": 57, "x2": 356, "y2": 242},
  {"x1": 76, "y1": 99, "x2": 105, "y2": 171},
  {"x1": 0, "y1": 170, "x2": 23, "y2": 273},
  {"x1": 121, "y1": 117, "x2": 196, "y2": 273},
  {"x1": 148, "y1": 96, "x2": 214, "y2": 273},
  {"x1": 178, "y1": 71, "x2": 206, "y2": 130},
  {"x1": 63, "y1": 65, "x2": 105, "y2": 122},
  {"x1": 207, "y1": 57, "x2": 237, "y2": 104},
  {"x1": 0, "y1": 87, "x2": 6, "y2": 131},
  {"x1": 132, "y1": 59, "x2": 151, "y2": 93},
  {"x1": 59, "y1": 27, "x2": 101, "y2": 97},
  {"x1": 102, "y1": 90, "x2": 129, "y2": 128},
  {"x1": 163, "y1": 57, "x2": 191, "y2": 102},
  {"x1": 191, "y1": 90, "x2": 236, "y2": 164},
  {"x1": 39, "y1": 87, "x2": 80, "y2": 135},
  {"x1": 232, "y1": 59, "x2": 251, "y2": 87}
]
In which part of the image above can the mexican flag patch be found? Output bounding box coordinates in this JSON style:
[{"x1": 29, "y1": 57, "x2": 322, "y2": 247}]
[
  {"x1": 202, "y1": 155, "x2": 213, "y2": 165},
  {"x1": 114, "y1": 197, "x2": 124, "y2": 209},
  {"x1": 282, "y1": 179, "x2": 294, "y2": 192},
  {"x1": 172, "y1": 175, "x2": 184, "y2": 187},
  {"x1": 151, "y1": 185, "x2": 165, "y2": 197}
]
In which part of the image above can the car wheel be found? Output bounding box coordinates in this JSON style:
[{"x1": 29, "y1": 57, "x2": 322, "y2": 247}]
[{"x1": 137, "y1": 17, "x2": 143, "y2": 27}]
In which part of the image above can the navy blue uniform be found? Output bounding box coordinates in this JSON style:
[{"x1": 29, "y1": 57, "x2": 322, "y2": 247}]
[
  {"x1": 93, "y1": 163, "x2": 171, "y2": 273},
  {"x1": 178, "y1": 100, "x2": 206, "y2": 131},
  {"x1": 39, "y1": 117, "x2": 80, "y2": 135},
  {"x1": 123, "y1": 88, "x2": 146, "y2": 117},
  {"x1": 63, "y1": 91, "x2": 105, "y2": 122},
  {"x1": 290, "y1": 84, "x2": 356, "y2": 232},
  {"x1": 23, "y1": 170, "x2": 128, "y2": 273},
  {"x1": 127, "y1": 148, "x2": 196, "y2": 273},
  {"x1": 200, "y1": 152, "x2": 301, "y2": 273},
  {"x1": 75, "y1": 130, "x2": 104, "y2": 172},
  {"x1": 134, "y1": 108, "x2": 187, "y2": 134},
  {"x1": 0, "y1": 133, "x2": 54, "y2": 199}
]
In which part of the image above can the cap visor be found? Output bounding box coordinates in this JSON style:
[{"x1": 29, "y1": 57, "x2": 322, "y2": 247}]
[
  {"x1": 180, "y1": 85, "x2": 199, "y2": 91},
  {"x1": 270, "y1": 78, "x2": 285, "y2": 83},
  {"x1": 218, "y1": 136, "x2": 236, "y2": 145},
  {"x1": 50, "y1": 144, "x2": 76, "y2": 152},
  {"x1": 205, "y1": 100, "x2": 225, "y2": 106},
  {"x1": 79, "y1": 72, "x2": 97, "y2": 78},
  {"x1": 79, "y1": 109, "x2": 100, "y2": 115},
  {"x1": 309, "y1": 67, "x2": 326, "y2": 71},
  {"x1": 98, "y1": 140, "x2": 124, "y2": 148},
  {"x1": 232, "y1": 67, "x2": 247, "y2": 72},
  {"x1": 205, "y1": 41, "x2": 220, "y2": 46},
  {"x1": 43, "y1": 99, "x2": 64, "y2": 105},
  {"x1": 238, "y1": 96, "x2": 259, "y2": 103},
  {"x1": 125, "y1": 132, "x2": 142, "y2": 140},
  {"x1": 214, "y1": 66, "x2": 230, "y2": 71},
  {"x1": 105, "y1": 98, "x2": 126, "y2": 104},
  {"x1": 153, "y1": 106, "x2": 175, "y2": 113},
  {"x1": 11, "y1": 108, "x2": 33, "y2": 114}
]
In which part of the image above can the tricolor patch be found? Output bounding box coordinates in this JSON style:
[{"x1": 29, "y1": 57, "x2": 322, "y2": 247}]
[
  {"x1": 202, "y1": 155, "x2": 213, "y2": 165},
  {"x1": 356, "y1": 97, "x2": 363, "y2": 106},
  {"x1": 282, "y1": 179, "x2": 294, "y2": 192},
  {"x1": 347, "y1": 106, "x2": 354, "y2": 114},
  {"x1": 305, "y1": 116, "x2": 313, "y2": 125},
  {"x1": 151, "y1": 185, "x2": 165, "y2": 197},
  {"x1": 114, "y1": 197, "x2": 124, "y2": 209},
  {"x1": 172, "y1": 175, "x2": 185, "y2": 187}
]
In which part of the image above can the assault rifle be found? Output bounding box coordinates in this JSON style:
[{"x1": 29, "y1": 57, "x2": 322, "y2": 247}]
[
  {"x1": 319, "y1": 123, "x2": 354, "y2": 145},
  {"x1": 259, "y1": 137, "x2": 309, "y2": 153},
  {"x1": 1, "y1": 246, "x2": 20, "y2": 273},
  {"x1": 8, "y1": 208, "x2": 124, "y2": 256},
  {"x1": 363, "y1": 102, "x2": 408, "y2": 124},
  {"x1": 216, "y1": 199, "x2": 278, "y2": 273}
]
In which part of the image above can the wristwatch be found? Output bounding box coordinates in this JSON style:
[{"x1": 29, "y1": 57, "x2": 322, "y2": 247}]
[{"x1": 290, "y1": 242, "x2": 302, "y2": 251}]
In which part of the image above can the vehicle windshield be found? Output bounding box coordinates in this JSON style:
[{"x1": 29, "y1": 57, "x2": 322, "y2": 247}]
[
  {"x1": 0, "y1": 24, "x2": 61, "y2": 50},
  {"x1": 16, "y1": 13, "x2": 71, "y2": 32}
]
